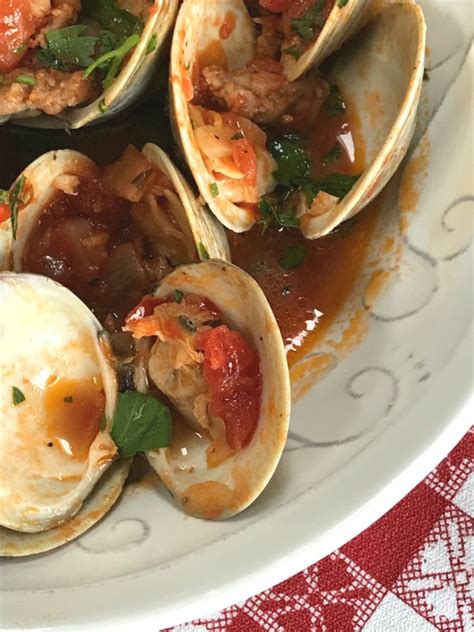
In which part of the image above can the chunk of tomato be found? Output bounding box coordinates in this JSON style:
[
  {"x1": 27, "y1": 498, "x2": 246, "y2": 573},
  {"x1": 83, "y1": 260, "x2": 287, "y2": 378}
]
[
  {"x1": 196, "y1": 325, "x2": 262, "y2": 451},
  {"x1": 0, "y1": 204, "x2": 11, "y2": 223},
  {"x1": 0, "y1": 0, "x2": 36, "y2": 74}
]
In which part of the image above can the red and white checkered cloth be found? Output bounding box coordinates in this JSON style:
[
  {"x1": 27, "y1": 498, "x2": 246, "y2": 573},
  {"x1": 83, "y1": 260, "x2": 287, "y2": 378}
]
[{"x1": 170, "y1": 427, "x2": 474, "y2": 631}]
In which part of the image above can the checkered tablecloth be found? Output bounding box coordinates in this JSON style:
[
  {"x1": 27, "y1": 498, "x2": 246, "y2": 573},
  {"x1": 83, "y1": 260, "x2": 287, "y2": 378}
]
[{"x1": 170, "y1": 427, "x2": 473, "y2": 631}]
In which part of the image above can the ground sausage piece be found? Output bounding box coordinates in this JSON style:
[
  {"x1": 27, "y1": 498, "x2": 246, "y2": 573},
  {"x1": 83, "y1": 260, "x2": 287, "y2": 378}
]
[
  {"x1": 31, "y1": 0, "x2": 82, "y2": 48},
  {"x1": 0, "y1": 68, "x2": 97, "y2": 116},
  {"x1": 201, "y1": 60, "x2": 328, "y2": 126},
  {"x1": 254, "y1": 16, "x2": 284, "y2": 60}
]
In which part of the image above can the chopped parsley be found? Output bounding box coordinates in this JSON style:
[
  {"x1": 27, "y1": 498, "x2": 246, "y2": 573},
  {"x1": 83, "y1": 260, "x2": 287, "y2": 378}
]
[
  {"x1": 146, "y1": 33, "x2": 158, "y2": 55},
  {"x1": 12, "y1": 386, "x2": 26, "y2": 406},
  {"x1": 111, "y1": 391, "x2": 172, "y2": 458},
  {"x1": 174, "y1": 289, "x2": 184, "y2": 304},
  {"x1": 198, "y1": 242, "x2": 210, "y2": 260},
  {"x1": 322, "y1": 143, "x2": 342, "y2": 166},
  {"x1": 279, "y1": 245, "x2": 309, "y2": 270},
  {"x1": 269, "y1": 135, "x2": 311, "y2": 188},
  {"x1": 35, "y1": 1, "x2": 144, "y2": 90},
  {"x1": 325, "y1": 85, "x2": 347, "y2": 117},
  {"x1": 209, "y1": 182, "x2": 219, "y2": 197},
  {"x1": 263, "y1": 134, "x2": 359, "y2": 229},
  {"x1": 64, "y1": 395, "x2": 74, "y2": 403},
  {"x1": 291, "y1": 0, "x2": 326, "y2": 41},
  {"x1": 7, "y1": 175, "x2": 26, "y2": 240},
  {"x1": 14, "y1": 75, "x2": 36, "y2": 86},
  {"x1": 258, "y1": 196, "x2": 299, "y2": 231},
  {"x1": 282, "y1": 45, "x2": 304, "y2": 60},
  {"x1": 338, "y1": 0, "x2": 349, "y2": 7}
]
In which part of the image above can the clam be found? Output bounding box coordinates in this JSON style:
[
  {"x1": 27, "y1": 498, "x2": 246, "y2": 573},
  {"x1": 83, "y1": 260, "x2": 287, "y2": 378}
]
[
  {"x1": 0, "y1": 143, "x2": 230, "y2": 297},
  {"x1": 0, "y1": 272, "x2": 130, "y2": 555},
  {"x1": 125, "y1": 261, "x2": 291, "y2": 519},
  {"x1": 171, "y1": 0, "x2": 425, "y2": 238},
  {"x1": 0, "y1": 0, "x2": 179, "y2": 129},
  {"x1": 299, "y1": 1, "x2": 426, "y2": 238}
]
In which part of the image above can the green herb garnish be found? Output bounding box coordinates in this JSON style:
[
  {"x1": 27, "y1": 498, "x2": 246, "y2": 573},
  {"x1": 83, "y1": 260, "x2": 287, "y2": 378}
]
[
  {"x1": 100, "y1": 413, "x2": 107, "y2": 432},
  {"x1": 338, "y1": 0, "x2": 349, "y2": 7},
  {"x1": 146, "y1": 33, "x2": 157, "y2": 55},
  {"x1": 198, "y1": 242, "x2": 210, "y2": 260},
  {"x1": 209, "y1": 182, "x2": 219, "y2": 197},
  {"x1": 291, "y1": 0, "x2": 326, "y2": 41},
  {"x1": 111, "y1": 391, "x2": 172, "y2": 458},
  {"x1": 83, "y1": 32, "x2": 140, "y2": 89},
  {"x1": 322, "y1": 143, "x2": 342, "y2": 166},
  {"x1": 258, "y1": 196, "x2": 299, "y2": 231},
  {"x1": 279, "y1": 245, "x2": 309, "y2": 270},
  {"x1": 64, "y1": 396, "x2": 74, "y2": 403},
  {"x1": 231, "y1": 132, "x2": 243, "y2": 140},
  {"x1": 9, "y1": 175, "x2": 26, "y2": 239},
  {"x1": 43, "y1": 26, "x2": 99, "y2": 68},
  {"x1": 304, "y1": 173, "x2": 360, "y2": 202},
  {"x1": 14, "y1": 75, "x2": 36, "y2": 86},
  {"x1": 174, "y1": 289, "x2": 184, "y2": 304},
  {"x1": 269, "y1": 135, "x2": 311, "y2": 188},
  {"x1": 83, "y1": 0, "x2": 144, "y2": 39},
  {"x1": 99, "y1": 99, "x2": 108, "y2": 113},
  {"x1": 12, "y1": 386, "x2": 26, "y2": 406},
  {"x1": 325, "y1": 85, "x2": 346, "y2": 117},
  {"x1": 282, "y1": 45, "x2": 304, "y2": 60}
]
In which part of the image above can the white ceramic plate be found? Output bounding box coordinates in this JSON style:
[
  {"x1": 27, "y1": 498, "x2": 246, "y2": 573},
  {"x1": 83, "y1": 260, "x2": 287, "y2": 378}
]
[{"x1": 1, "y1": 2, "x2": 472, "y2": 630}]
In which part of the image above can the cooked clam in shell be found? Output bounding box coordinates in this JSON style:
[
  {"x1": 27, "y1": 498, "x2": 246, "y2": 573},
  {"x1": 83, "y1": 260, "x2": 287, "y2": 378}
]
[
  {"x1": 0, "y1": 0, "x2": 179, "y2": 128},
  {"x1": 125, "y1": 261, "x2": 291, "y2": 519},
  {"x1": 171, "y1": 0, "x2": 425, "y2": 238}
]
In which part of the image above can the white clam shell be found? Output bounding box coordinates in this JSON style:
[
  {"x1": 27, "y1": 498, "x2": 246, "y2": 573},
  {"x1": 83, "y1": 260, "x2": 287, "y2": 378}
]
[
  {"x1": 171, "y1": 0, "x2": 425, "y2": 238},
  {"x1": 0, "y1": 273, "x2": 126, "y2": 553},
  {"x1": 144, "y1": 261, "x2": 291, "y2": 519},
  {"x1": 301, "y1": 1, "x2": 426, "y2": 238}
]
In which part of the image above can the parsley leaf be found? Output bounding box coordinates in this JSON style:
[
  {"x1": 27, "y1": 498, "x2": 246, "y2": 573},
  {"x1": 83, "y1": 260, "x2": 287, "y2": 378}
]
[
  {"x1": 83, "y1": 33, "x2": 140, "y2": 89},
  {"x1": 258, "y1": 196, "x2": 299, "y2": 231},
  {"x1": 338, "y1": 0, "x2": 349, "y2": 7},
  {"x1": 111, "y1": 391, "x2": 172, "y2": 458},
  {"x1": 325, "y1": 84, "x2": 347, "y2": 117},
  {"x1": 44, "y1": 26, "x2": 98, "y2": 68},
  {"x1": 269, "y1": 135, "x2": 311, "y2": 188},
  {"x1": 279, "y1": 245, "x2": 309, "y2": 270},
  {"x1": 304, "y1": 173, "x2": 360, "y2": 202},
  {"x1": 12, "y1": 386, "x2": 26, "y2": 406},
  {"x1": 83, "y1": 0, "x2": 144, "y2": 38},
  {"x1": 322, "y1": 143, "x2": 342, "y2": 166},
  {"x1": 198, "y1": 242, "x2": 210, "y2": 260},
  {"x1": 291, "y1": 0, "x2": 326, "y2": 41},
  {"x1": 9, "y1": 175, "x2": 26, "y2": 239}
]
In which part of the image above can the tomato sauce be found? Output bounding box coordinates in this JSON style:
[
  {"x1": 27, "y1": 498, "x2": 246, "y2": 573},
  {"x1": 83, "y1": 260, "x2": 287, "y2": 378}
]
[{"x1": 22, "y1": 177, "x2": 174, "y2": 328}]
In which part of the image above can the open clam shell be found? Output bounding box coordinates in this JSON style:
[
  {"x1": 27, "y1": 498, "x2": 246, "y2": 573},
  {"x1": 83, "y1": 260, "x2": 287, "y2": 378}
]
[
  {"x1": 171, "y1": 0, "x2": 259, "y2": 232},
  {"x1": 171, "y1": 0, "x2": 425, "y2": 238},
  {"x1": 0, "y1": 143, "x2": 229, "y2": 274},
  {"x1": 300, "y1": 1, "x2": 426, "y2": 238},
  {"x1": 0, "y1": 272, "x2": 130, "y2": 556},
  {"x1": 134, "y1": 261, "x2": 291, "y2": 519},
  {"x1": 2, "y1": 0, "x2": 179, "y2": 130},
  {"x1": 281, "y1": 0, "x2": 373, "y2": 82}
]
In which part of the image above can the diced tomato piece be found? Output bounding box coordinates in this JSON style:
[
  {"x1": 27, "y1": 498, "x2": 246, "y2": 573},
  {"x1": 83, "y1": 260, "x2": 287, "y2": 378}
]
[
  {"x1": 231, "y1": 138, "x2": 258, "y2": 185},
  {"x1": 196, "y1": 325, "x2": 261, "y2": 451},
  {"x1": 259, "y1": 0, "x2": 292, "y2": 13},
  {"x1": 0, "y1": 204, "x2": 11, "y2": 223},
  {"x1": 0, "y1": 0, "x2": 36, "y2": 74},
  {"x1": 125, "y1": 295, "x2": 171, "y2": 323}
]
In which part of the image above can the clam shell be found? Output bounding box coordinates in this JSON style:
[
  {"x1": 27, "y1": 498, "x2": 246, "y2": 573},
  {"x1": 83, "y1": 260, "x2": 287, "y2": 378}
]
[
  {"x1": 0, "y1": 144, "x2": 229, "y2": 272},
  {"x1": 282, "y1": 0, "x2": 373, "y2": 82},
  {"x1": 301, "y1": 1, "x2": 426, "y2": 238},
  {"x1": 144, "y1": 261, "x2": 291, "y2": 519},
  {"x1": 170, "y1": 0, "x2": 258, "y2": 232},
  {"x1": 0, "y1": 460, "x2": 130, "y2": 557},
  {"x1": 0, "y1": 272, "x2": 126, "y2": 554},
  {"x1": 4, "y1": 0, "x2": 179, "y2": 130}
]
